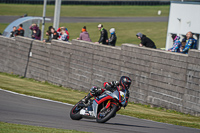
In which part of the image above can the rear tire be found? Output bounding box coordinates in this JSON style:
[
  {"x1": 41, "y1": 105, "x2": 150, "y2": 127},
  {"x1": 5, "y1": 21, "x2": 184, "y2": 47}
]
[
  {"x1": 70, "y1": 102, "x2": 82, "y2": 120},
  {"x1": 96, "y1": 104, "x2": 118, "y2": 123}
]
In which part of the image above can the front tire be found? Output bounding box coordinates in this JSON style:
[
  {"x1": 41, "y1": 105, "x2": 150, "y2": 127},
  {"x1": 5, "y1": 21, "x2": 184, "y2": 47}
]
[
  {"x1": 70, "y1": 102, "x2": 82, "y2": 120},
  {"x1": 96, "y1": 104, "x2": 118, "y2": 123}
]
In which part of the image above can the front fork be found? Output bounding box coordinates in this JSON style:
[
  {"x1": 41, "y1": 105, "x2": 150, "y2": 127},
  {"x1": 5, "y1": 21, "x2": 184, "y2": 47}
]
[{"x1": 105, "y1": 100, "x2": 119, "y2": 109}]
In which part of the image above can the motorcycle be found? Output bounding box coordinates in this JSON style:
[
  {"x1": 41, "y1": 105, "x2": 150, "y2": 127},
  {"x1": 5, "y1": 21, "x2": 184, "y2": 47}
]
[{"x1": 70, "y1": 86, "x2": 127, "y2": 123}]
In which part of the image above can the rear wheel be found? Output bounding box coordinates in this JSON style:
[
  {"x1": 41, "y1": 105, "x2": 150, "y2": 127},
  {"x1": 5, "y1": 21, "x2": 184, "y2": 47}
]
[
  {"x1": 70, "y1": 102, "x2": 82, "y2": 120},
  {"x1": 96, "y1": 103, "x2": 118, "y2": 123}
]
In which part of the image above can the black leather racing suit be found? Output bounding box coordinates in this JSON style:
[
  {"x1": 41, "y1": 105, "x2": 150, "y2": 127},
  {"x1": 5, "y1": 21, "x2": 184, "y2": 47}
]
[
  {"x1": 98, "y1": 28, "x2": 108, "y2": 45},
  {"x1": 83, "y1": 81, "x2": 130, "y2": 107}
]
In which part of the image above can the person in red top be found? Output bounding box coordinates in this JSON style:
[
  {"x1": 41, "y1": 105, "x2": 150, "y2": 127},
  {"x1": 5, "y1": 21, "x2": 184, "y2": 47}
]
[
  {"x1": 57, "y1": 27, "x2": 69, "y2": 40},
  {"x1": 17, "y1": 24, "x2": 25, "y2": 36},
  {"x1": 82, "y1": 76, "x2": 132, "y2": 107}
]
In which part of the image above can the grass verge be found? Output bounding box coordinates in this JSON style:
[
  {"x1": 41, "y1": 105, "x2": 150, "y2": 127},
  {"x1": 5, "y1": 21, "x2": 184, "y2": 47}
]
[
  {"x1": 0, "y1": 4, "x2": 169, "y2": 17},
  {"x1": 0, "y1": 72, "x2": 200, "y2": 129},
  {"x1": 0, "y1": 122, "x2": 90, "y2": 133}
]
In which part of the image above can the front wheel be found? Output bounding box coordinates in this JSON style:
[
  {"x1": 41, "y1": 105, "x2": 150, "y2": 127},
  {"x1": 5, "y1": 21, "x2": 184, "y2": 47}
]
[
  {"x1": 96, "y1": 104, "x2": 118, "y2": 123},
  {"x1": 70, "y1": 102, "x2": 83, "y2": 120}
]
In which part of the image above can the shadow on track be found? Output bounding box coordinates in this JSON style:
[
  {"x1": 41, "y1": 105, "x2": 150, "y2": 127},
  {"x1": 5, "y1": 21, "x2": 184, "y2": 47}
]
[{"x1": 81, "y1": 119, "x2": 164, "y2": 130}]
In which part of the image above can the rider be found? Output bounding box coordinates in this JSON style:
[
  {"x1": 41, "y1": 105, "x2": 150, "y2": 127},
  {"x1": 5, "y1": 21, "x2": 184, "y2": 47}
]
[{"x1": 82, "y1": 76, "x2": 132, "y2": 107}]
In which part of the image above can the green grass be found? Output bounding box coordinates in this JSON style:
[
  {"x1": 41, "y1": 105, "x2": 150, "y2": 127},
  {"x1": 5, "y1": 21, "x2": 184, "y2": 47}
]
[
  {"x1": 0, "y1": 72, "x2": 87, "y2": 104},
  {"x1": 0, "y1": 72, "x2": 200, "y2": 129},
  {"x1": 0, "y1": 22, "x2": 168, "y2": 48},
  {"x1": 0, "y1": 4, "x2": 169, "y2": 17},
  {"x1": 0, "y1": 122, "x2": 90, "y2": 133},
  {"x1": 56, "y1": 22, "x2": 168, "y2": 48},
  {"x1": 0, "y1": 4, "x2": 169, "y2": 48},
  {"x1": 0, "y1": 23, "x2": 8, "y2": 34}
]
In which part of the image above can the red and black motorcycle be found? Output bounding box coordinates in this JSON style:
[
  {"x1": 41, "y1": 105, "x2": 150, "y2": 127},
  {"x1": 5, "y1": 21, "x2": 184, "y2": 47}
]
[{"x1": 70, "y1": 86, "x2": 127, "y2": 123}]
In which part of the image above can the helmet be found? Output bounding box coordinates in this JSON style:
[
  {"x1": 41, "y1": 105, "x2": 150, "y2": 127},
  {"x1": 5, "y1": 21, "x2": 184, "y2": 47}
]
[
  {"x1": 109, "y1": 28, "x2": 115, "y2": 33},
  {"x1": 119, "y1": 76, "x2": 132, "y2": 90}
]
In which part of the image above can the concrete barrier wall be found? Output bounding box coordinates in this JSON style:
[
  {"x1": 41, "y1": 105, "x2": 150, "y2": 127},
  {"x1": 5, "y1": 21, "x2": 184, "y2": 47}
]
[
  {"x1": 69, "y1": 40, "x2": 94, "y2": 91},
  {"x1": 0, "y1": 36, "x2": 11, "y2": 73},
  {"x1": 11, "y1": 37, "x2": 32, "y2": 76},
  {"x1": 48, "y1": 40, "x2": 72, "y2": 87},
  {"x1": 26, "y1": 40, "x2": 50, "y2": 81},
  {"x1": 0, "y1": 36, "x2": 32, "y2": 76},
  {"x1": 121, "y1": 44, "x2": 188, "y2": 111},
  {"x1": 184, "y1": 50, "x2": 200, "y2": 115},
  {"x1": 0, "y1": 36, "x2": 199, "y2": 116}
]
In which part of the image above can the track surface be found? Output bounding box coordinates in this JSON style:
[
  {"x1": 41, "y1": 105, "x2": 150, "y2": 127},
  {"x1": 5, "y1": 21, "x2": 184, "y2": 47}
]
[
  {"x1": 0, "y1": 89, "x2": 199, "y2": 133},
  {"x1": 0, "y1": 16, "x2": 168, "y2": 23}
]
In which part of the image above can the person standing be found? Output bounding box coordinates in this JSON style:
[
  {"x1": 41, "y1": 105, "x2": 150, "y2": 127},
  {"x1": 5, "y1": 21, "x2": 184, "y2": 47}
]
[
  {"x1": 107, "y1": 28, "x2": 117, "y2": 46},
  {"x1": 29, "y1": 24, "x2": 41, "y2": 40},
  {"x1": 57, "y1": 26, "x2": 70, "y2": 40},
  {"x1": 43, "y1": 27, "x2": 59, "y2": 43},
  {"x1": 58, "y1": 28, "x2": 69, "y2": 41},
  {"x1": 77, "y1": 26, "x2": 91, "y2": 42},
  {"x1": 10, "y1": 26, "x2": 18, "y2": 38},
  {"x1": 29, "y1": 23, "x2": 37, "y2": 39},
  {"x1": 17, "y1": 24, "x2": 25, "y2": 36},
  {"x1": 95, "y1": 24, "x2": 108, "y2": 45},
  {"x1": 136, "y1": 32, "x2": 156, "y2": 49},
  {"x1": 50, "y1": 27, "x2": 59, "y2": 40},
  {"x1": 30, "y1": 24, "x2": 41, "y2": 40}
]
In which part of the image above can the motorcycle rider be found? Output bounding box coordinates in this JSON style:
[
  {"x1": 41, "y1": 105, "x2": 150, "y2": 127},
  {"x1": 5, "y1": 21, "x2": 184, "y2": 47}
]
[
  {"x1": 95, "y1": 24, "x2": 108, "y2": 45},
  {"x1": 82, "y1": 76, "x2": 132, "y2": 107}
]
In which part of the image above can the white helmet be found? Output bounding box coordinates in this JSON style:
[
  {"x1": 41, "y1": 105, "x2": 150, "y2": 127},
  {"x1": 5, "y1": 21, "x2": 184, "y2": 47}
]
[{"x1": 109, "y1": 28, "x2": 115, "y2": 33}]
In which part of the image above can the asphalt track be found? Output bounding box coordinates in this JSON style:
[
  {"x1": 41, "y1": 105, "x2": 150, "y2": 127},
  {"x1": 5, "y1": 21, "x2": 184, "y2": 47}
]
[
  {"x1": 0, "y1": 89, "x2": 199, "y2": 133},
  {"x1": 0, "y1": 16, "x2": 168, "y2": 23}
]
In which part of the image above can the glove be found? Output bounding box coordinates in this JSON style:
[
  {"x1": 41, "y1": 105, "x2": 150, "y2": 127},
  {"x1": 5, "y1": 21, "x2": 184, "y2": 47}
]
[
  {"x1": 110, "y1": 81, "x2": 119, "y2": 87},
  {"x1": 90, "y1": 86, "x2": 102, "y2": 95}
]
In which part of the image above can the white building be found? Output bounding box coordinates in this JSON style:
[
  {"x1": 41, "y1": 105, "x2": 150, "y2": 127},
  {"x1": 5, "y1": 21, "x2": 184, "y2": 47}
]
[{"x1": 165, "y1": 1, "x2": 200, "y2": 50}]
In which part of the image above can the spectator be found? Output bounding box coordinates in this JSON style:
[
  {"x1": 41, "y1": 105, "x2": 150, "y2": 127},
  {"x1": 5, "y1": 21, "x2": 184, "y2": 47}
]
[
  {"x1": 57, "y1": 26, "x2": 69, "y2": 40},
  {"x1": 180, "y1": 31, "x2": 197, "y2": 54},
  {"x1": 136, "y1": 32, "x2": 156, "y2": 49},
  {"x1": 43, "y1": 26, "x2": 53, "y2": 42},
  {"x1": 95, "y1": 24, "x2": 108, "y2": 45},
  {"x1": 58, "y1": 28, "x2": 69, "y2": 41},
  {"x1": 168, "y1": 34, "x2": 182, "y2": 52},
  {"x1": 17, "y1": 24, "x2": 25, "y2": 36},
  {"x1": 43, "y1": 27, "x2": 58, "y2": 43},
  {"x1": 29, "y1": 24, "x2": 41, "y2": 40},
  {"x1": 50, "y1": 27, "x2": 59, "y2": 40},
  {"x1": 43, "y1": 30, "x2": 51, "y2": 43},
  {"x1": 180, "y1": 37, "x2": 186, "y2": 50},
  {"x1": 77, "y1": 26, "x2": 91, "y2": 42},
  {"x1": 48, "y1": 26, "x2": 53, "y2": 32},
  {"x1": 29, "y1": 23, "x2": 37, "y2": 39},
  {"x1": 107, "y1": 28, "x2": 117, "y2": 46},
  {"x1": 10, "y1": 26, "x2": 18, "y2": 38}
]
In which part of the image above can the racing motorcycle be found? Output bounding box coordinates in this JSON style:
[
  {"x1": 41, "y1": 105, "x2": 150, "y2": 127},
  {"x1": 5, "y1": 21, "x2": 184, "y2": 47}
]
[{"x1": 70, "y1": 86, "x2": 127, "y2": 123}]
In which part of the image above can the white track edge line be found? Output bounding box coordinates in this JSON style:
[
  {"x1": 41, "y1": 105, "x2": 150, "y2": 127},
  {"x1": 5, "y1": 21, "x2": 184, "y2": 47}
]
[{"x1": 0, "y1": 88, "x2": 74, "y2": 106}]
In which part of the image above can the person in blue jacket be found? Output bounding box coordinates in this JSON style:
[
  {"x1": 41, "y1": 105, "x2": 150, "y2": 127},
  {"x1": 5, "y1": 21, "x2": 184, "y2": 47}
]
[
  {"x1": 107, "y1": 28, "x2": 117, "y2": 46},
  {"x1": 168, "y1": 34, "x2": 182, "y2": 52},
  {"x1": 180, "y1": 31, "x2": 197, "y2": 54}
]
